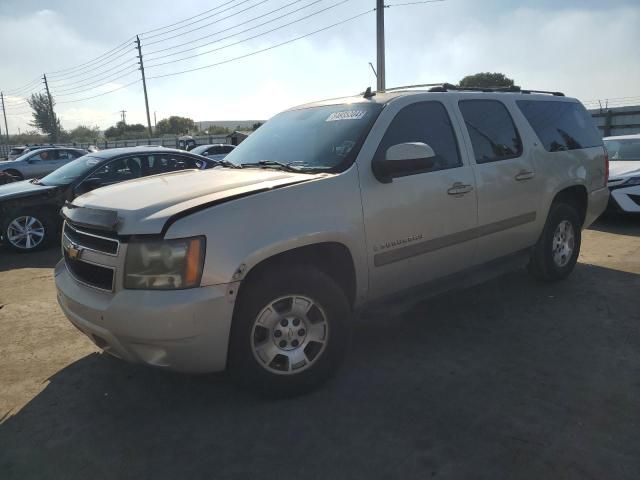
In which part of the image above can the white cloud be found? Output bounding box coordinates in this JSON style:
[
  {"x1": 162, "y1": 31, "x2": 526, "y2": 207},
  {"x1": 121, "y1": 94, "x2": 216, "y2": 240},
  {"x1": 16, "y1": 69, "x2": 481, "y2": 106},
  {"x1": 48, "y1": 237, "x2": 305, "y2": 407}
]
[{"x1": 0, "y1": 1, "x2": 638, "y2": 134}]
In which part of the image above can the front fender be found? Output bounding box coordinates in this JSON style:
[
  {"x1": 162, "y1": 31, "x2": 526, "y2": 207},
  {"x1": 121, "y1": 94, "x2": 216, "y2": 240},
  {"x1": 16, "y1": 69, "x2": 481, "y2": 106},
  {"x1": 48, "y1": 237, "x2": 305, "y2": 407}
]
[{"x1": 164, "y1": 167, "x2": 369, "y2": 302}]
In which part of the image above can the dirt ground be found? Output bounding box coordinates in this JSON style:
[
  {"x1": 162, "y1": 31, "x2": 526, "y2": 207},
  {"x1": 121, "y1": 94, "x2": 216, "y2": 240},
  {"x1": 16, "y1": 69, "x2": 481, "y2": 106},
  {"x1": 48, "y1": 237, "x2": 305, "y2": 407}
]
[{"x1": 1, "y1": 216, "x2": 639, "y2": 480}]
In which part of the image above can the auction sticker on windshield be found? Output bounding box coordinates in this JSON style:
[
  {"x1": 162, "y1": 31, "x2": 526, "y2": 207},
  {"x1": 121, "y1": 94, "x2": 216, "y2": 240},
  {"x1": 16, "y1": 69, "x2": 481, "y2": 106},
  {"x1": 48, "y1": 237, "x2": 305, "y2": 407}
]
[{"x1": 326, "y1": 110, "x2": 367, "y2": 122}]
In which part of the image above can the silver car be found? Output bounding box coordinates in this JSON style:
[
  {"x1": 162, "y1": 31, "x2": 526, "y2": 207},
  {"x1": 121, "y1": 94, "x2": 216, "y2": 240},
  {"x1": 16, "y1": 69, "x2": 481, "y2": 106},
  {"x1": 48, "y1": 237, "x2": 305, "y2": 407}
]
[
  {"x1": 0, "y1": 147, "x2": 87, "y2": 180},
  {"x1": 190, "y1": 144, "x2": 235, "y2": 161}
]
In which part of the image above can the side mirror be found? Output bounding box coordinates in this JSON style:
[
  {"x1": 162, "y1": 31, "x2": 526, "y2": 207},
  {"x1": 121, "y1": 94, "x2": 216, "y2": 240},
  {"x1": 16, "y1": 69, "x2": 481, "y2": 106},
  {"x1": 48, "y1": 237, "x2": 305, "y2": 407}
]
[{"x1": 372, "y1": 142, "x2": 437, "y2": 183}]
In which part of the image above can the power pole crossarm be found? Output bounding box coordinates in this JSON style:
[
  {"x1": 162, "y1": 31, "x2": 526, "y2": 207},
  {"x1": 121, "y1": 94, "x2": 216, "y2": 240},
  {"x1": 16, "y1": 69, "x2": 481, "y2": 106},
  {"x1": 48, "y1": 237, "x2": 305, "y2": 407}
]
[
  {"x1": 42, "y1": 74, "x2": 58, "y2": 142},
  {"x1": 135, "y1": 35, "x2": 153, "y2": 137},
  {"x1": 376, "y1": 0, "x2": 386, "y2": 92}
]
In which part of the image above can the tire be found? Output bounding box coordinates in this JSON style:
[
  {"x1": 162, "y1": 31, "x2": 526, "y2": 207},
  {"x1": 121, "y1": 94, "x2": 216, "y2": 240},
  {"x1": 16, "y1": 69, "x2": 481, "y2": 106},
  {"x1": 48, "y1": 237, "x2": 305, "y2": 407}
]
[
  {"x1": 228, "y1": 265, "x2": 351, "y2": 397},
  {"x1": 2, "y1": 210, "x2": 54, "y2": 253},
  {"x1": 528, "y1": 202, "x2": 582, "y2": 282}
]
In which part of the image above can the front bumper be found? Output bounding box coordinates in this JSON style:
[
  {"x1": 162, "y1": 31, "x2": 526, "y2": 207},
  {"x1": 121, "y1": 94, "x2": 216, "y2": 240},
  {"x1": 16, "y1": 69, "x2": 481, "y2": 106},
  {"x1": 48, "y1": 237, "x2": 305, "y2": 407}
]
[{"x1": 55, "y1": 259, "x2": 235, "y2": 373}]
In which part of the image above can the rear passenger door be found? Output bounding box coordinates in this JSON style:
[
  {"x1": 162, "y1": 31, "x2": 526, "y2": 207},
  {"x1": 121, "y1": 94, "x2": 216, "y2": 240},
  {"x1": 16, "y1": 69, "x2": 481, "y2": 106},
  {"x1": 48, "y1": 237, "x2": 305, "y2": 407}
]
[
  {"x1": 456, "y1": 98, "x2": 542, "y2": 263},
  {"x1": 359, "y1": 98, "x2": 478, "y2": 299}
]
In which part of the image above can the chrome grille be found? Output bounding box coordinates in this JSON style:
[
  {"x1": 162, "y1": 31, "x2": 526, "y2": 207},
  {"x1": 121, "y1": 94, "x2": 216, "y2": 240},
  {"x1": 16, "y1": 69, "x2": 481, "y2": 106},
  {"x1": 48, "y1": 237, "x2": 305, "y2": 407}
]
[
  {"x1": 63, "y1": 222, "x2": 119, "y2": 255},
  {"x1": 62, "y1": 221, "x2": 120, "y2": 292}
]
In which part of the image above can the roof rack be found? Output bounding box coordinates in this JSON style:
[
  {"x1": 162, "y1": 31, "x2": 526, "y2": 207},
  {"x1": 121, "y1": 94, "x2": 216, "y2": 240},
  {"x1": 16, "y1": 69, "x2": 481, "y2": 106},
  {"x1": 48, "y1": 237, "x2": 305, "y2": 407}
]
[{"x1": 383, "y1": 82, "x2": 564, "y2": 96}]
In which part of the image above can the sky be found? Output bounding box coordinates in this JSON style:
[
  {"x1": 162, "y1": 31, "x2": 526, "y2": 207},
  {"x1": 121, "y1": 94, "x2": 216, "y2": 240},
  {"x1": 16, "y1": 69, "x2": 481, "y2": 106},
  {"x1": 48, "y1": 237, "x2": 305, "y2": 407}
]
[{"x1": 0, "y1": 0, "x2": 638, "y2": 134}]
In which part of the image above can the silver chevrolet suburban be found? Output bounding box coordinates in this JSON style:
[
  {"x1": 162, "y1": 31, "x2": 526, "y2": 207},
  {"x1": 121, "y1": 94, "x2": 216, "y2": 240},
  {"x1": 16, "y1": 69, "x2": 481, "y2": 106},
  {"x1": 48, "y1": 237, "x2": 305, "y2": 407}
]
[{"x1": 55, "y1": 85, "x2": 609, "y2": 395}]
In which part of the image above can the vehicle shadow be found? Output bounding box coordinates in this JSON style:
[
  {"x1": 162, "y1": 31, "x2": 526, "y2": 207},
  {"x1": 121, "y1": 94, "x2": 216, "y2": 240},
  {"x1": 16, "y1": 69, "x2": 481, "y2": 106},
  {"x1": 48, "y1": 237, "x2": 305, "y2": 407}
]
[
  {"x1": 2, "y1": 263, "x2": 639, "y2": 479},
  {"x1": 589, "y1": 213, "x2": 640, "y2": 236},
  {"x1": 0, "y1": 245, "x2": 61, "y2": 272}
]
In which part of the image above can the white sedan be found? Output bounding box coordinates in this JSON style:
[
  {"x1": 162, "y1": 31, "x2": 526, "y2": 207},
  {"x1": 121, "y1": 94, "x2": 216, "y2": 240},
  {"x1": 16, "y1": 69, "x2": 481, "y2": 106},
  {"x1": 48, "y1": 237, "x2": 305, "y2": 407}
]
[{"x1": 604, "y1": 134, "x2": 640, "y2": 214}]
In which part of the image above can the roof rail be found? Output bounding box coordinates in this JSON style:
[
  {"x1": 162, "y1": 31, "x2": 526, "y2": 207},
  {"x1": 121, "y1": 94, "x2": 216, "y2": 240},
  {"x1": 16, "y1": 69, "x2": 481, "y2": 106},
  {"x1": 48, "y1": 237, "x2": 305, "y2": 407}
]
[
  {"x1": 424, "y1": 83, "x2": 564, "y2": 96},
  {"x1": 384, "y1": 82, "x2": 448, "y2": 92}
]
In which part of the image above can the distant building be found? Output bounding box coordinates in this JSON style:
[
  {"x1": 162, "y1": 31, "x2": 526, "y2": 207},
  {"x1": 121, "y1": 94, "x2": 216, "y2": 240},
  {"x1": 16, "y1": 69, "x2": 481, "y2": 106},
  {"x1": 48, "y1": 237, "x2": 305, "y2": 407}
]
[{"x1": 589, "y1": 105, "x2": 640, "y2": 137}]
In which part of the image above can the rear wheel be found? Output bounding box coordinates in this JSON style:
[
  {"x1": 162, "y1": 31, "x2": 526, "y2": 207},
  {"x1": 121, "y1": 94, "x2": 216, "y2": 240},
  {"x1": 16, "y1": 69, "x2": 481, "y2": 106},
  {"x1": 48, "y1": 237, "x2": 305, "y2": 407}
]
[
  {"x1": 2, "y1": 211, "x2": 53, "y2": 252},
  {"x1": 528, "y1": 202, "x2": 581, "y2": 282},
  {"x1": 228, "y1": 265, "x2": 351, "y2": 397}
]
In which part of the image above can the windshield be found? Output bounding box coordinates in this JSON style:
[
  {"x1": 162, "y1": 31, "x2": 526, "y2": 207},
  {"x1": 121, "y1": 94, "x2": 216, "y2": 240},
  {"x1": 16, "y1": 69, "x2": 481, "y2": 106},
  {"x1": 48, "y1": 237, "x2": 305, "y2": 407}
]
[
  {"x1": 190, "y1": 145, "x2": 208, "y2": 155},
  {"x1": 224, "y1": 103, "x2": 383, "y2": 171},
  {"x1": 40, "y1": 155, "x2": 97, "y2": 186},
  {"x1": 605, "y1": 138, "x2": 640, "y2": 161}
]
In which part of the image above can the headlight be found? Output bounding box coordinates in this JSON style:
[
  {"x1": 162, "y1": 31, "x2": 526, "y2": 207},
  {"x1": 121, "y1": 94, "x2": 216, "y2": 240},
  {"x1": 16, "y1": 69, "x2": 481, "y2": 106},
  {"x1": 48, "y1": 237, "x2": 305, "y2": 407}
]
[
  {"x1": 623, "y1": 176, "x2": 640, "y2": 186},
  {"x1": 124, "y1": 236, "x2": 205, "y2": 290}
]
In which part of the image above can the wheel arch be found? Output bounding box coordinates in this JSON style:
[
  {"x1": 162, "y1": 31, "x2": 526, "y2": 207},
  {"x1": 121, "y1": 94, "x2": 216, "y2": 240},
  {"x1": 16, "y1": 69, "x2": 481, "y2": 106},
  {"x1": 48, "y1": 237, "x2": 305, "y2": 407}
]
[
  {"x1": 235, "y1": 242, "x2": 358, "y2": 311},
  {"x1": 550, "y1": 184, "x2": 588, "y2": 227}
]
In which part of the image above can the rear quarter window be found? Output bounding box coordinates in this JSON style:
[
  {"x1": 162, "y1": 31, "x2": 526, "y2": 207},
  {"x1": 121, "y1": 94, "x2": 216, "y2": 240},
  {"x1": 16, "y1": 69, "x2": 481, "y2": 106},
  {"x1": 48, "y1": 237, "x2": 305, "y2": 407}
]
[{"x1": 516, "y1": 100, "x2": 602, "y2": 152}]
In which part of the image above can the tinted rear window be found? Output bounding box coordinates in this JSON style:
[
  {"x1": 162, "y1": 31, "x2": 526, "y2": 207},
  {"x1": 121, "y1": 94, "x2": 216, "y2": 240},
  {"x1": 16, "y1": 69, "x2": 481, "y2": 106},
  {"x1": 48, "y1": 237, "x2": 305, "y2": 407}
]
[{"x1": 517, "y1": 100, "x2": 602, "y2": 152}]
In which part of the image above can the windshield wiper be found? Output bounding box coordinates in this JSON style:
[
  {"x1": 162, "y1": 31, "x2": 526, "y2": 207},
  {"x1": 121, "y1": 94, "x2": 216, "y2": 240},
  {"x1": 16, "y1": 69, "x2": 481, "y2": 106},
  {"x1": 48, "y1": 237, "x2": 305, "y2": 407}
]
[
  {"x1": 211, "y1": 159, "x2": 242, "y2": 169},
  {"x1": 240, "y1": 160, "x2": 326, "y2": 173}
]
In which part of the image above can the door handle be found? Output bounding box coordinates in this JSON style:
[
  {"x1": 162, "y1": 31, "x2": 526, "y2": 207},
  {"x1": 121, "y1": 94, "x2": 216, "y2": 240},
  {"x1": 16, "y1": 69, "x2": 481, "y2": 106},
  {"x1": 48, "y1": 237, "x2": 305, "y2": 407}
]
[
  {"x1": 515, "y1": 170, "x2": 535, "y2": 181},
  {"x1": 447, "y1": 182, "x2": 474, "y2": 196}
]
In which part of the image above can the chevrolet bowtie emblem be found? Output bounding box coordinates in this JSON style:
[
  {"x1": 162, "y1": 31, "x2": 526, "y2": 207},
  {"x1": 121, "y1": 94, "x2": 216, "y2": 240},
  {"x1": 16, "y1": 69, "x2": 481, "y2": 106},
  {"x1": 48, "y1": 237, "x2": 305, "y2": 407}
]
[{"x1": 67, "y1": 243, "x2": 83, "y2": 260}]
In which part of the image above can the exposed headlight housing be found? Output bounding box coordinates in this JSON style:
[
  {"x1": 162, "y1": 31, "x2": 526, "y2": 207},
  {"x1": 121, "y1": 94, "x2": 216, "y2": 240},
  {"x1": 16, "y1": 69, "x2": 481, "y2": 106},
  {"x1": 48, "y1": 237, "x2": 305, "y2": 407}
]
[
  {"x1": 124, "y1": 236, "x2": 205, "y2": 290},
  {"x1": 622, "y1": 176, "x2": 640, "y2": 187}
]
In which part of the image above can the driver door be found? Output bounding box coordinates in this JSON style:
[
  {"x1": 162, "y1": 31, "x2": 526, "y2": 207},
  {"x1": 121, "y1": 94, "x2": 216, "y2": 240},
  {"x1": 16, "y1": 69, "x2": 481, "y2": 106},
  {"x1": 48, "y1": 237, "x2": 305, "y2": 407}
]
[{"x1": 358, "y1": 98, "x2": 479, "y2": 299}]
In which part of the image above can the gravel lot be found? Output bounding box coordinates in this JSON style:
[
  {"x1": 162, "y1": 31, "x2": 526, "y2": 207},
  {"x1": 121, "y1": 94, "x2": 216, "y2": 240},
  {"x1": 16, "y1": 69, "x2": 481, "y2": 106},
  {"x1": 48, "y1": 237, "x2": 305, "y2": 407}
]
[{"x1": 1, "y1": 216, "x2": 639, "y2": 480}]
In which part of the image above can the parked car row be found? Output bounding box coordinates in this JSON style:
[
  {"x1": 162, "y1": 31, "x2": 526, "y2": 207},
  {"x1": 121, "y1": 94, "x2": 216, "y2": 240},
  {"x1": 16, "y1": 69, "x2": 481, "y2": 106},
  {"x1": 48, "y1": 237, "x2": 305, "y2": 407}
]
[
  {"x1": 0, "y1": 148, "x2": 218, "y2": 251},
  {"x1": 46, "y1": 86, "x2": 612, "y2": 396}
]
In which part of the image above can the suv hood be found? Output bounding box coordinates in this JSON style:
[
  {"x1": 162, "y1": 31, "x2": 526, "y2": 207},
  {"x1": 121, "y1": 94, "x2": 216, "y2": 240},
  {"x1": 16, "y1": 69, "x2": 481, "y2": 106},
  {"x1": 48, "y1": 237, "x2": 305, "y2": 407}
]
[
  {"x1": 0, "y1": 179, "x2": 56, "y2": 202},
  {"x1": 69, "y1": 168, "x2": 322, "y2": 235}
]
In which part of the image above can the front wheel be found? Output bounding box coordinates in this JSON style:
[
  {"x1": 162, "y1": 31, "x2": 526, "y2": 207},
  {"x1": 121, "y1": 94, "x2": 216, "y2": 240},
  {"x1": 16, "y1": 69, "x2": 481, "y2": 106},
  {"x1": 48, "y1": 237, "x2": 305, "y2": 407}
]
[
  {"x1": 2, "y1": 211, "x2": 52, "y2": 252},
  {"x1": 228, "y1": 265, "x2": 351, "y2": 397},
  {"x1": 528, "y1": 202, "x2": 582, "y2": 282}
]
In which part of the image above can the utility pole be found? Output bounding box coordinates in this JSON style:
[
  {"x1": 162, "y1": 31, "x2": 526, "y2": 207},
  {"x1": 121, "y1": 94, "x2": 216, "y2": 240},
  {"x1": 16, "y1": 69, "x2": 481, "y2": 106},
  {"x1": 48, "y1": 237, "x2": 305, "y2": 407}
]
[
  {"x1": 154, "y1": 111, "x2": 157, "y2": 129},
  {"x1": 42, "y1": 74, "x2": 57, "y2": 142},
  {"x1": 120, "y1": 110, "x2": 127, "y2": 124},
  {"x1": 376, "y1": 0, "x2": 386, "y2": 91},
  {"x1": 135, "y1": 35, "x2": 153, "y2": 137},
  {"x1": 0, "y1": 92, "x2": 9, "y2": 146}
]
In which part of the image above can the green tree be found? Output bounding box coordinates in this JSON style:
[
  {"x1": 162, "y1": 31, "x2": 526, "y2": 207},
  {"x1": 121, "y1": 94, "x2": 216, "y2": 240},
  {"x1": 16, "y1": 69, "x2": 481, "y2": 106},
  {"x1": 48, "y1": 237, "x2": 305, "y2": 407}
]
[
  {"x1": 68, "y1": 125, "x2": 101, "y2": 142},
  {"x1": 27, "y1": 92, "x2": 62, "y2": 142},
  {"x1": 252, "y1": 122, "x2": 263, "y2": 130},
  {"x1": 155, "y1": 116, "x2": 196, "y2": 135},
  {"x1": 458, "y1": 72, "x2": 515, "y2": 89},
  {"x1": 104, "y1": 121, "x2": 146, "y2": 140}
]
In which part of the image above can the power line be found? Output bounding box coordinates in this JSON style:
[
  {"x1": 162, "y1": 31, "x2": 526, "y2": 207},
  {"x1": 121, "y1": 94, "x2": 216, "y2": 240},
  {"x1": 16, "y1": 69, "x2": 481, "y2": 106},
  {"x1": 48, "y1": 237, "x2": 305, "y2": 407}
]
[
  {"x1": 140, "y1": 0, "x2": 241, "y2": 36},
  {"x1": 147, "y1": 8, "x2": 374, "y2": 80},
  {"x1": 57, "y1": 79, "x2": 141, "y2": 104},
  {"x1": 47, "y1": 54, "x2": 136, "y2": 84},
  {"x1": 146, "y1": 0, "x2": 352, "y2": 69},
  {"x1": 50, "y1": 66, "x2": 140, "y2": 96},
  {"x1": 145, "y1": 0, "x2": 313, "y2": 58},
  {"x1": 139, "y1": 0, "x2": 239, "y2": 36},
  {"x1": 144, "y1": 0, "x2": 270, "y2": 46},
  {"x1": 46, "y1": 36, "x2": 136, "y2": 77},
  {"x1": 3, "y1": 77, "x2": 42, "y2": 96}
]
